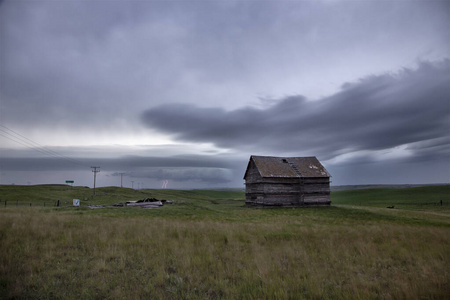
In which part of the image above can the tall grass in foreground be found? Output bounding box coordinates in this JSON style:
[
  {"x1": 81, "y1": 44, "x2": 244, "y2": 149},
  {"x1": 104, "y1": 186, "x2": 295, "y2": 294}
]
[{"x1": 1, "y1": 208, "x2": 448, "y2": 299}]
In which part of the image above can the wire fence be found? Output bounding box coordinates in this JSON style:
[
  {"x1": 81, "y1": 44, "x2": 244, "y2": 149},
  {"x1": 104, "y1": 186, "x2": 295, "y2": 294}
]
[
  {"x1": 0, "y1": 199, "x2": 78, "y2": 208},
  {"x1": 1, "y1": 199, "x2": 447, "y2": 209}
]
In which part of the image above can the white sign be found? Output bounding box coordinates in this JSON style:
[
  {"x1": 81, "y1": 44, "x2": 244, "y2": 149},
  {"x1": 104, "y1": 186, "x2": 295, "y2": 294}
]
[{"x1": 73, "y1": 199, "x2": 80, "y2": 207}]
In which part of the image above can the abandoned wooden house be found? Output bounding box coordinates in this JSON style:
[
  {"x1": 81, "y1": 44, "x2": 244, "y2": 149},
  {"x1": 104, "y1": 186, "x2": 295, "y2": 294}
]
[{"x1": 243, "y1": 155, "x2": 331, "y2": 206}]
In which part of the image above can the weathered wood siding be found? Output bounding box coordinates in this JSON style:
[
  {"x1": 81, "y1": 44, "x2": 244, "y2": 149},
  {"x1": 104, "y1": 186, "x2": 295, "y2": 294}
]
[
  {"x1": 245, "y1": 160, "x2": 330, "y2": 206},
  {"x1": 245, "y1": 159, "x2": 331, "y2": 206},
  {"x1": 303, "y1": 194, "x2": 330, "y2": 205}
]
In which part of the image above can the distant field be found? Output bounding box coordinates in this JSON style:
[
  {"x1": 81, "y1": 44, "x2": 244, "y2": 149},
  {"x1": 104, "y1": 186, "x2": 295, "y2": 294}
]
[
  {"x1": 0, "y1": 185, "x2": 449, "y2": 299},
  {"x1": 332, "y1": 185, "x2": 450, "y2": 210},
  {"x1": 330, "y1": 183, "x2": 449, "y2": 191}
]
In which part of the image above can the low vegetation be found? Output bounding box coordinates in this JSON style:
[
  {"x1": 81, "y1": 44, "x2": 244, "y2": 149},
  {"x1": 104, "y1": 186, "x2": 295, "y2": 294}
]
[{"x1": 0, "y1": 185, "x2": 449, "y2": 299}]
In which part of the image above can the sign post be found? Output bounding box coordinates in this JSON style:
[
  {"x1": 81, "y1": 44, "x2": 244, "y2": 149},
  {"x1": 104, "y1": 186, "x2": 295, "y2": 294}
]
[{"x1": 73, "y1": 199, "x2": 80, "y2": 207}]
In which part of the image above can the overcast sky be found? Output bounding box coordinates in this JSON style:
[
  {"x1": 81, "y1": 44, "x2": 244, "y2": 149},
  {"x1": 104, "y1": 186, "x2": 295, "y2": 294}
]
[{"x1": 0, "y1": 0, "x2": 449, "y2": 189}]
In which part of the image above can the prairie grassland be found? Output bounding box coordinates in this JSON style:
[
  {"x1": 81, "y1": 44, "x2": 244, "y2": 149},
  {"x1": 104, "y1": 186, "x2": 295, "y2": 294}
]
[
  {"x1": 331, "y1": 185, "x2": 450, "y2": 211},
  {"x1": 0, "y1": 186, "x2": 449, "y2": 299}
]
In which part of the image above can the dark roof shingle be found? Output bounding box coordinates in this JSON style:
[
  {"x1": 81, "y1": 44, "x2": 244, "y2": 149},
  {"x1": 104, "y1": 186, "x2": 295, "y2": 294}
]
[{"x1": 249, "y1": 156, "x2": 330, "y2": 178}]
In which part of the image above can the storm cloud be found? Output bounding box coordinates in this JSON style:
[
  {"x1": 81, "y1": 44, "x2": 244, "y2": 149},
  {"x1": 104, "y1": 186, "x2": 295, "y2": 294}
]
[
  {"x1": 1, "y1": 0, "x2": 448, "y2": 133},
  {"x1": 142, "y1": 60, "x2": 450, "y2": 164},
  {"x1": 112, "y1": 167, "x2": 232, "y2": 184},
  {"x1": 1, "y1": 1, "x2": 449, "y2": 187},
  {"x1": 0, "y1": 152, "x2": 240, "y2": 187}
]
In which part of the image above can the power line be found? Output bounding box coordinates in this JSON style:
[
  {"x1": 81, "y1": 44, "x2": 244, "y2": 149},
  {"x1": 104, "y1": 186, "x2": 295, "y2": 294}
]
[
  {"x1": 0, "y1": 124, "x2": 88, "y2": 167},
  {"x1": 1, "y1": 125, "x2": 105, "y2": 189},
  {"x1": 0, "y1": 125, "x2": 84, "y2": 164},
  {"x1": 0, "y1": 131, "x2": 60, "y2": 158}
]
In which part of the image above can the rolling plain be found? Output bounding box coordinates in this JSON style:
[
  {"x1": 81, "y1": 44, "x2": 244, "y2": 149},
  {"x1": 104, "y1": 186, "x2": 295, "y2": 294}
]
[{"x1": 0, "y1": 184, "x2": 449, "y2": 299}]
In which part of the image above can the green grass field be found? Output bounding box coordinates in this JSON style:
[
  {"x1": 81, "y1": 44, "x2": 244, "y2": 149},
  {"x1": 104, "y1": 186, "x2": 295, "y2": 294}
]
[{"x1": 0, "y1": 185, "x2": 449, "y2": 299}]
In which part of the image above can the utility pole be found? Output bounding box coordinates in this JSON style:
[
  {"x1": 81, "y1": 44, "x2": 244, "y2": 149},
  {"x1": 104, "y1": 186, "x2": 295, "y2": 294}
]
[
  {"x1": 119, "y1": 173, "x2": 125, "y2": 188},
  {"x1": 91, "y1": 166, "x2": 100, "y2": 195},
  {"x1": 131, "y1": 180, "x2": 134, "y2": 189}
]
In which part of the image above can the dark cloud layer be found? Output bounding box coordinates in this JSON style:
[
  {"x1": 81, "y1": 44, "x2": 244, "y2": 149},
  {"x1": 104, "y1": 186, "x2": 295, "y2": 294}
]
[
  {"x1": 112, "y1": 167, "x2": 232, "y2": 184},
  {"x1": 1, "y1": 0, "x2": 448, "y2": 133},
  {"x1": 0, "y1": 154, "x2": 234, "y2": 171},
  {"x1": 1, "y1": 1, "x2": 449, "y2": 187},
  {"x1": 142, "y1": 60, "x2": 450, "y2": 164},
  {"x1": 0, "y1": 154, "x2": 239, "y2": 185}
]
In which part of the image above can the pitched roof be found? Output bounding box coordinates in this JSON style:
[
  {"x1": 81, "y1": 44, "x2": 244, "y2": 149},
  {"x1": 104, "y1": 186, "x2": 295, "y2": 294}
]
[{"x1": 246, "y1": 155, "x2": 330, "y2": 178}]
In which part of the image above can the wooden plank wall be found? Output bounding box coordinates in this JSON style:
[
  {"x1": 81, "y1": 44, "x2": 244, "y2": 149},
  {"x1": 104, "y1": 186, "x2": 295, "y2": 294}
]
[{"x1": 245, "y1": 160, "x2": 331, "y2": 206}]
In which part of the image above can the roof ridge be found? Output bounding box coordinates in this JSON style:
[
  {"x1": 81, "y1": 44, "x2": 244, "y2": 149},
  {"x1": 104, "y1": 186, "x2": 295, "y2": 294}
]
[{"x1": 251, "y1": 155, "x2": 317, "y2": 159}]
